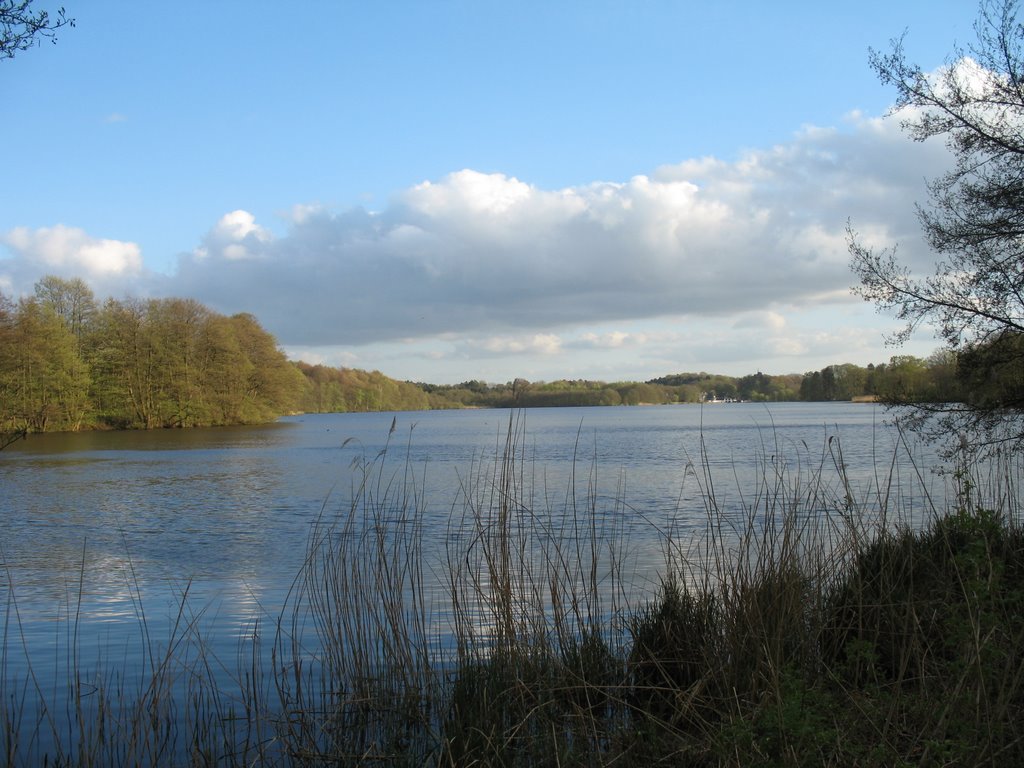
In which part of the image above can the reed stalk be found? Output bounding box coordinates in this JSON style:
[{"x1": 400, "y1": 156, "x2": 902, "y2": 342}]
[{"x1": 1, "y1": 413, "x2": 1021, "y2": 765}]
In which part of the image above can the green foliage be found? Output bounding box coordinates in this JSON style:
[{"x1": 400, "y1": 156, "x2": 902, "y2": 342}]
[
  {"x1": 301, "y1": 354, "x2": 989, "y2": 414},
  {"x1": 294, "y1": 363, "x2": 431, "y2": 413},
  {"x1": 819, "y1": 499, "x2": 1024, "y2": 764},
  {"x1": 0, "y1": 274, "x2": 1003, "y2": 440},
  {"x1": 0, "y1": 294, "x2": 90, "y2": 431},
  {"x1": 628, "y1": 577, "x2": 719, "y2": 728},
  {"x1": 798, "y1": 356, "x2": 962, "y2": 403},
  {"x1": 0, "y1": 277, "x2": 301, "y2": 434},
  {"x1": 824, "y1": 503, "x2": 1024, "y2": 686},
  {"x1": 956, "y1": 331, "x2": 1024, "y2": 412}
]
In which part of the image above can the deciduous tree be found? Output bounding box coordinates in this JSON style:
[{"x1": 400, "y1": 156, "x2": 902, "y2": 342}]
[
  {"x1": 1, "y1": 0, "x2": 73, "y2": 61},
  {"x1": 849, "y1": 0, "x2": 1024, "y2": 454},
  {"x1": 34, "y1": 275, "x2": 96, "y2": 352},
  {"x1": 0, "y1": 291, "x2": 28, "y2": 447}
]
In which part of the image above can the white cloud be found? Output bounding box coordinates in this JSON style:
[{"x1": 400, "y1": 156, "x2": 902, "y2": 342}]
[
  {"x1": 192, "y1": 210, "x2": 273, "y2": 261},
  {"x1": 162, "y1": 109, "x2": 946, "y2": 355},
  {"x1": 766, "y1": 336, "x2": 807, "y2": 356},
  {"x1": 732, "y1": 311, "x2": 787, "y2": 331},
  {"x1": 0, "y1": 105, "x2": 954, "y2": 381},
  {"x1": 285, "y1": 203, "x2": 326, "y2": 225},
  {"x1": 406, "y1": 170, "x2": 533, "y2": 217},
  {"x1": 0, "y1": 225, "x2": 148, "y2": 300},
  {"x1": 2, "y1": 224, "x2": 142, "y2": 277},
  {"x1": 471, "y1": 333, "x2": 564, "y2": 356},
  {"x1": 578, "y1": 331, "x2": 645, "y2": 349}
]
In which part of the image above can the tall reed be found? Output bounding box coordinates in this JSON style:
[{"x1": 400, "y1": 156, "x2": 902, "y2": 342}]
[{"x1": 2, "y1": 412, "x2": 1022, "y2": 765}]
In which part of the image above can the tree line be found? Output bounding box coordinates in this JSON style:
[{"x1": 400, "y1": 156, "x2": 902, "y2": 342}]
[
  {"x1": 417, "y1": 355, "x2": 967, "y2": 410},
  {"x1": 2, "y1": 276, "x2": 1019, "y2": 447},
  {"x1": 0, "y1": 276, "x2": 304, "y2": 443}
]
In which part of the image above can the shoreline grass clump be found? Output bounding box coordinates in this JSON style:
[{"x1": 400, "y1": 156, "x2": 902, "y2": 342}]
[{"x1": 2, "y1": 415, "x2": 1024, "y2": 765}]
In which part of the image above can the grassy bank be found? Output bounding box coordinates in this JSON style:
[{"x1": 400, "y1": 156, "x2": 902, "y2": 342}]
[{"x1": 3, "y1": 417, "x2": 1023, "y2": 766}]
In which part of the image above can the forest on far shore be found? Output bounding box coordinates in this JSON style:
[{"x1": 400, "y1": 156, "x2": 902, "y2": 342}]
[
  {"x1": 298, "y1": 352, "x2": 963, "y2": 413},
  {"x1": 1, "y1": 276, "x2": 1011, "y2": 436}
]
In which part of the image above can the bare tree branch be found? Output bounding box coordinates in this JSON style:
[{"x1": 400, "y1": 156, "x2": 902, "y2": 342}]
[
  {"x1": 850, "y1": 0, "x2": 1024, "y2": 456},
  {"x1": 0, "y1": 1, "x2": 74, "y2": 62}
]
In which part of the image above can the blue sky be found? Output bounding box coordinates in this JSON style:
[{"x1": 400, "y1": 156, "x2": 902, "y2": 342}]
[{"x1": 1, "y1": 1, "x2": 980, "y2": 384}]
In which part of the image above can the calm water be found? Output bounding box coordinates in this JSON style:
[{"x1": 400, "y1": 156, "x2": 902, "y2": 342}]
[{"x1": 0, "y1": 402, "x2": 939, "y2": 692}]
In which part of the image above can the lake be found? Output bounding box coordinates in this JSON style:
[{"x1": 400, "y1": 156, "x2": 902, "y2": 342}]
[{"x1": 0, "y1": 401, "x2": 950, "y2": 744}]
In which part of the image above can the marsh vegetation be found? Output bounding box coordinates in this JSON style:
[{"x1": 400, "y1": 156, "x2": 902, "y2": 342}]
[{"x1": 3, "y1": 413, "x2": 1022, "y2": 766}]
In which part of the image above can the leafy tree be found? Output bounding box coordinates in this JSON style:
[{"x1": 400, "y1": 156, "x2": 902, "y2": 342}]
[
  {"x1": 875, "y1": 356, "x2": 930, "y2": 403},
  {"x1": 143, "y1": 297, "x2": 210, "y2": 427},
  {"x1": 510, "y1": 377, "x2": 531, "y2": 404},
  {"x1": 849, "y1": 0, "x2": 1024, "y2": 453},
  {"x1": 832, "y1": 364, "x2": 868, "y2": 401},
  {"x1": 222, "y1": 312, "x2": 304, "y2": 420},
  {"x1": 616, "y1": 382, "x2": 671, "y2": 405},
  {"x1": 1, "y1": 0, "x2": 73, "y2": 61},
  {"x1": 0, "y1": 281, "x2": 309, "y2": 434},
  {"x1": 90, "y1": 298, "x2": 161, "y2": 428},
  {"x1": 34, "y1": 275, "x2": 96, "y2": 352},
  {"x1": 955, "y1": 332, "x2": 1024, "y2": 415},
  {"x1": 799, "y1": 370, "x2": 825, "y2": 401},
  {"x1": 771, "y1": 373, "x2": 804, "y2": 400},
  {"x1": 0, "y1": 291, "x2": 29, "y2": 447},
  {"x1": 295, "y1": 362, "x2": 347, "y2": 412},
  {"x1": 293, "y1": 364, "x2": 430, "y2": 413},
  {"x1": 193, "y1": 313, "x2": 249, "y2": 422},
  {"x1": 738, "y1": 371, "x2": 794, "y2": 401},
  {"x1": 5, "y1": 296, "x2": 89, "y2": 431}
]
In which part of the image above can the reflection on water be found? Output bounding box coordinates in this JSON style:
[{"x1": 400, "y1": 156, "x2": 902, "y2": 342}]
[{"x1": 1, "y1": 403, "x2": 947, "y2": 697}]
